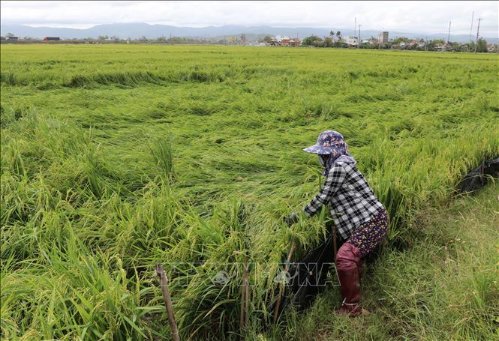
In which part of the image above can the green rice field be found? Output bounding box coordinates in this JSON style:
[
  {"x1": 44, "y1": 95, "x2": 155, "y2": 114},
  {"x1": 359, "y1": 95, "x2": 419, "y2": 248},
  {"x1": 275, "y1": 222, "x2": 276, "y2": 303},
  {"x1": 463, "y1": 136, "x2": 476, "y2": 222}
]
[{"x1": 1, "y1": 44, "x2": 498, "y2": 340}]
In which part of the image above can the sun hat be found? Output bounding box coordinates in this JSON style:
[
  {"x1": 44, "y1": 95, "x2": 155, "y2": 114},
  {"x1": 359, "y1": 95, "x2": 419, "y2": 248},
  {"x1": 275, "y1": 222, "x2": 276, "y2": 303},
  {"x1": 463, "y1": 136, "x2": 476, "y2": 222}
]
[{"x1": 303, "y1": 130, "x2": 346, "y2": 155}]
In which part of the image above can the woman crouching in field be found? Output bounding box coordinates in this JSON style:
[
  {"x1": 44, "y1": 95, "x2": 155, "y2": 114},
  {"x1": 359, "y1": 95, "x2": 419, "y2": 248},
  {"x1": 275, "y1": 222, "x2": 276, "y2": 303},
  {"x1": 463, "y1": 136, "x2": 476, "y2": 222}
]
[{"x1": 287, "y1": 130, "x2": 388, "y2": 317}]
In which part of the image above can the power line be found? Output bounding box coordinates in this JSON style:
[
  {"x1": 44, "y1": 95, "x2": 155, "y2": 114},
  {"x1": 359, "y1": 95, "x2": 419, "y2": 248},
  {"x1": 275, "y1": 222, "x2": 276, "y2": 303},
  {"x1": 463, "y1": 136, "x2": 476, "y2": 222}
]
[{"x1": 475, "y1": 18, "x2": 482, "y2": 53}]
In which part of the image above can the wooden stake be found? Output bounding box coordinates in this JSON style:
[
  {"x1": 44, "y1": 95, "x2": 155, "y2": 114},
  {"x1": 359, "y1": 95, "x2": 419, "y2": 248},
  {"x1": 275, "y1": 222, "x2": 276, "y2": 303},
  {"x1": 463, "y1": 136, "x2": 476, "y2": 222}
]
[
  {"x1": 332, "y1": 225, "x2": 338, "y2": 260},
  {"x1": 156, "y1": 264, "x2": 180, "y2": 341},
  {"x1": 332, "y1": 225, "x2": 340, "y2": 284},
  {"x1": 240, "y1": 258, "x2": 250, "y2": 333},
  {"x1": 273, "y1": 241, "x2": 296, "y2": 323}
]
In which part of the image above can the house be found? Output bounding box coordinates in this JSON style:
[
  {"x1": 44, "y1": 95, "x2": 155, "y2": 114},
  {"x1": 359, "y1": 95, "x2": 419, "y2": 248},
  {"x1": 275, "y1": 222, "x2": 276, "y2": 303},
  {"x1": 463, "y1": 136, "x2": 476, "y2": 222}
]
[
  {"x1": 43, "y1": 37, "x2": 61, "y2": 41},
  {"x1": 288, "y1": 38, "x2": 301, "y2": 47},
  {"x1": 345, "y1": 36, "x2": 358, "y2": 46},
  {"x1": 269, "y1": 35, "x2": 300, "y2": 47},
  {"x1": 434, "y1": 44, "x2": 445, "y2": 51},
  {"x1": 487, "y1": 44, "x2": 497, "y2": 52},
  {"x1": 280, "y1": 36, "x2": 291, "y2": 46},
  {"x1": 7, "y1": 36, "x2": 18, "y2": 41}
]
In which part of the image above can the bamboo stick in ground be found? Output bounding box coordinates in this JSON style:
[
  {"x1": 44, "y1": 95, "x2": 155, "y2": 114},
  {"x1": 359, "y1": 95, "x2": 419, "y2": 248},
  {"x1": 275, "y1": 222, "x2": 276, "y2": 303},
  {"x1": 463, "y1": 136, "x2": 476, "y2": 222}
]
[
  {"x1": 240, "y1": 262, "x2": 246, "y2": 331},
  {"x1": 240, "y1": 258, "x2": 250, "y2": 333},
  {"x1": 273, "y1": 242, "x2": 297, "y2": 323},
  {"x1": 244, "y1": 264, "x2": 250, "y2": 328},
  {"x1": 156, "y1": 264, "x2": 180, "y2": 341}
]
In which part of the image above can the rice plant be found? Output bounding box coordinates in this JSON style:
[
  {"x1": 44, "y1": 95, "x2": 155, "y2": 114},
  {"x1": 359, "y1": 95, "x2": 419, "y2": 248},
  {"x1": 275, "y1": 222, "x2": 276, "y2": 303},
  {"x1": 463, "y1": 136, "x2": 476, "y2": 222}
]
[{"x1": 1, "y1": 44, "x2": 497, "y2": 339}]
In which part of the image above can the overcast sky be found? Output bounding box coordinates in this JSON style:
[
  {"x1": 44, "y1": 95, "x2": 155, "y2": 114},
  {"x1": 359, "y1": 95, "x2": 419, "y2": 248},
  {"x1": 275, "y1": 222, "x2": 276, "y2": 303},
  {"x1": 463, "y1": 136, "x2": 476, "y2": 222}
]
[{"x1": 1, "y1": 1, "x2": 497, "y2": 36}]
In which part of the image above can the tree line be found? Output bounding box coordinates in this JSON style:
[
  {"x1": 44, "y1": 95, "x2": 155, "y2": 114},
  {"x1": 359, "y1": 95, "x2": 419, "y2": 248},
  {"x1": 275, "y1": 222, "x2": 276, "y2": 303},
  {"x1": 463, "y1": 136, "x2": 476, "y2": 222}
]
[{"x1": 297, "y1": 32, "x2": 491, "y2": 52}]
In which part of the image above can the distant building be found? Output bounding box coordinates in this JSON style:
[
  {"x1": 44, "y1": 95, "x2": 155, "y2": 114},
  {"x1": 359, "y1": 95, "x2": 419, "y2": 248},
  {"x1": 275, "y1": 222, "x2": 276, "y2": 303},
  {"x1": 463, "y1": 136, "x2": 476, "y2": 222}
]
[
  {"x1": 288, "y1": 38, "x2": 301, "y2": 47},
  {"x1": 434, "y1": 43, "x2": 445, "y2": 51},
  {"x1": 378, "y1": 31, "x2": 389, "y2": 44},
  {"x1": 280, "y1": 36, "x2": 291, "y2": 46},
  {"x1": 408, "y1": 40, "x2": 418, "y2": 48},
  {"x1": 7, "y1": 36, "x2": 18, "y2": 41},
  {"x1": 43, "y1": 37, "x2": 61, "y2": 41},
  {"x1": 345, "y1": 36, "x2": 359, "y2": 46},
  {"x1": 269, "y1": 35, "x2": 300, "y2": 47}
]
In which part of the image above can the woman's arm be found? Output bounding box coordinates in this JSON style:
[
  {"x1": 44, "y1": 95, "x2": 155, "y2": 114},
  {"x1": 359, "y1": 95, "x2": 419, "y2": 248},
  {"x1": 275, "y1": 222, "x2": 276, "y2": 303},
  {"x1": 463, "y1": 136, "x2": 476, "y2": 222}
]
[{"x1": 304, "y1": 164, "x2": 346, "y2": 216}]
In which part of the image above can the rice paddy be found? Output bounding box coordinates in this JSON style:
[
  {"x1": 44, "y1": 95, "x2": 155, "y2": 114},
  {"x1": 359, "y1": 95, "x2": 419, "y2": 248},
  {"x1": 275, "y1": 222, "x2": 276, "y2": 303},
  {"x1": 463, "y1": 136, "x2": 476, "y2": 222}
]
[{"x1": 1, "y1": 44, "x2": 498, "y2": 340}]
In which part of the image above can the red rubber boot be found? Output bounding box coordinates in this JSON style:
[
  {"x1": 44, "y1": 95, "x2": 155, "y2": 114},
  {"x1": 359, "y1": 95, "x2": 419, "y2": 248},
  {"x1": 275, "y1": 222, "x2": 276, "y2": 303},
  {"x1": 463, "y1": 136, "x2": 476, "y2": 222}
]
[{"x1": 335, "y1": 242, "x2": 367, "y2": 317}]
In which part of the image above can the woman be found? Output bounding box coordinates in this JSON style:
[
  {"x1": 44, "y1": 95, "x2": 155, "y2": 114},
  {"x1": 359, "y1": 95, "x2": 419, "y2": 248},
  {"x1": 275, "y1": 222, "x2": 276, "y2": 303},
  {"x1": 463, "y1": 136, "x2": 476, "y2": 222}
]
[{"x1": 287, "y1": 130, "x2": 388, "y2": 317}]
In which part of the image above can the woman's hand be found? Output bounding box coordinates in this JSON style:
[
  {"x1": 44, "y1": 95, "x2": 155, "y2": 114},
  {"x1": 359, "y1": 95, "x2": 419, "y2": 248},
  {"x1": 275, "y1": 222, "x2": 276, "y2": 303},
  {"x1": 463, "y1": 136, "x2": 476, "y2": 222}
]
[{"x1": 284, "y1": 212, "x2": 299, "y2": 226}]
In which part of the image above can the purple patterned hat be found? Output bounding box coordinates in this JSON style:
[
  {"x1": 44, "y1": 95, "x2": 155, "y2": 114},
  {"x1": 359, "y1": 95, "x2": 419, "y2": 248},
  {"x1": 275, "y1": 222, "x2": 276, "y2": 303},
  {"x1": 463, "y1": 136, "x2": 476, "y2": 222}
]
[{"x1": 303, "y1": 130, "x2": 346, "y2": 155}]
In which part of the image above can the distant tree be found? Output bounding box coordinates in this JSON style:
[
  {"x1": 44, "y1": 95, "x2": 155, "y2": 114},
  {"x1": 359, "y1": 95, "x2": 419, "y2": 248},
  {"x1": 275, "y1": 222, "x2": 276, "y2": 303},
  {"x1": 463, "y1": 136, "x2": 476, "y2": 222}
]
[
  {"x1": 449, "y1": 41, "x2": 460, "y2": 51},
  {"x1": 324, "y1": 37, "x2": 333, "y2": 47},
  {"x1": 458, "y1": 43, "x2": 467, "y2": 52},
  {"x1": 262, "y1": 35, "x2": 273, "y2": 44},
  {"x1": 98, "y1": 35, "x2": 108, "y2": 41},
  {"x1": 333, "y1": 41, "x2": 345, "y2": 48},
  {"x1": 336, "y1": 31, "x2": 342, "y2": 40},
  {"x1": 302, "y1": 35, "x2": 323, "y2": 46},
  {"x1": 476, "y1": 38, "x2": 488, "y2": 52},
  {"x1": 313, "y1": 39, "x2": 324, "y2": 47},
  {"x1": 392, "y1": 36, "x2": 410, "y2": 44},
  {"x1": 157, "y1": 36, "x2": 167, "y2": 42},
  {"x1": 425, "y1": 39, "x2": 445, "y2": 51},
  {"x1": 6, "y1": 32, "x2": 15, "y2": 37}
]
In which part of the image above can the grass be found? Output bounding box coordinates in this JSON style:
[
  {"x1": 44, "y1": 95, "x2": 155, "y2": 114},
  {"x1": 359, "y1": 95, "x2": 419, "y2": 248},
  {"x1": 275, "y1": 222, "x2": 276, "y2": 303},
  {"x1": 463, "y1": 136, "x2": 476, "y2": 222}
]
[{"x1": 1, "y1": 44, "x2": 498, "y2": 339}]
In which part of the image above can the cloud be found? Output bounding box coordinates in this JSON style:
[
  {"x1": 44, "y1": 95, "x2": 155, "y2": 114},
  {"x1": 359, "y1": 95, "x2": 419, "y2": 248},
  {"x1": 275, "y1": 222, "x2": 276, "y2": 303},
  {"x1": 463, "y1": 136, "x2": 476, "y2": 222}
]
[{"x1": 1, "y1": 1, "x2": 497, "y2": 36}]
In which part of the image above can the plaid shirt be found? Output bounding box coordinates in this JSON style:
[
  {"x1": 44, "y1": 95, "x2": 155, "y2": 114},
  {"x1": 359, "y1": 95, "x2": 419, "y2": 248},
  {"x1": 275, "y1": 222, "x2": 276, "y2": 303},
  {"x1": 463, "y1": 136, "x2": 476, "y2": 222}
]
[{"x1": 303, "y1": 157, "x2": 385, "y2": 240}]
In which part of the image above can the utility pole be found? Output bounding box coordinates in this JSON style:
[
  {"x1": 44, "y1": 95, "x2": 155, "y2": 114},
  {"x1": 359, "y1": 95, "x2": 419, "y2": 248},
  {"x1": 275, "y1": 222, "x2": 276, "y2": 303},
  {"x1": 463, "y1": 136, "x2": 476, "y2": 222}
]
[
  {"x1": 447, "y1": 21, "x2": 451, "y2": 44},
  {"x1": 358, "y1": 25, "x2": 361, "y2": 48},
  {"x1": 354, "y1": 17, "x2": 357, "y2": 38},
  {"x1": 475, "y1": 18, "x2": 482, "y2": 53}
]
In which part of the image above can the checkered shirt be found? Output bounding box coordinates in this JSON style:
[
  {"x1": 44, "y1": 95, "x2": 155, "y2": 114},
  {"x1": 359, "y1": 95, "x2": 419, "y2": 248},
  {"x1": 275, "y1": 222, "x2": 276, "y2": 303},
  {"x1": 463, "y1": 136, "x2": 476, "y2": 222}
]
[{"x1": 303, "y1": 158, "x2": 385, "y2": 240}]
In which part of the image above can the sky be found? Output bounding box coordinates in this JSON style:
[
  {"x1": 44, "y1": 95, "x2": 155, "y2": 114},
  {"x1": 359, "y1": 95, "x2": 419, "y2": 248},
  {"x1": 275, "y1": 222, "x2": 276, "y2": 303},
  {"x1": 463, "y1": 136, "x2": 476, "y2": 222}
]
[{"x1": 1, "y1": 1, "x2": 498, "y2": 37}]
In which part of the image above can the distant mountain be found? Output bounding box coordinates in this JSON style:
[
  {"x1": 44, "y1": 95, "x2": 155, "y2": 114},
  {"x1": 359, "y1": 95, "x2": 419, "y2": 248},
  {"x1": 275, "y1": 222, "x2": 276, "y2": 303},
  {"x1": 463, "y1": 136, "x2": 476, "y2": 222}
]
[{"x1": 1, "y1": 23, "x2": 497, "y2": 43}]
